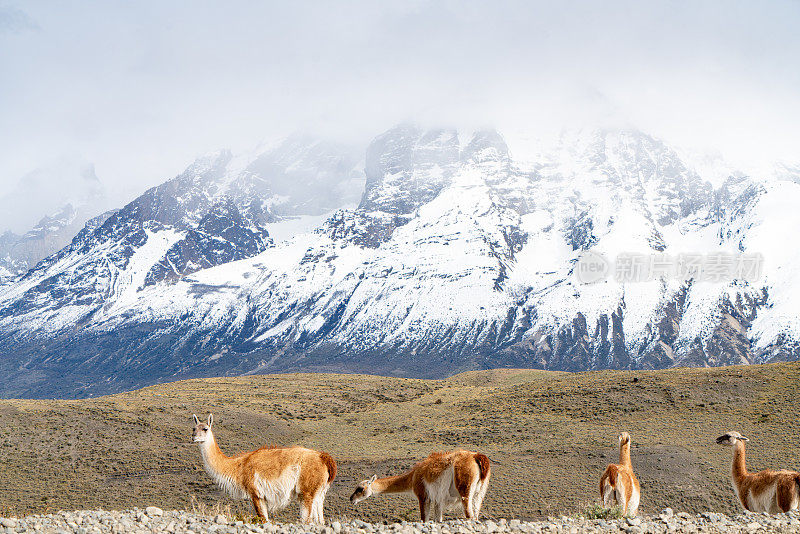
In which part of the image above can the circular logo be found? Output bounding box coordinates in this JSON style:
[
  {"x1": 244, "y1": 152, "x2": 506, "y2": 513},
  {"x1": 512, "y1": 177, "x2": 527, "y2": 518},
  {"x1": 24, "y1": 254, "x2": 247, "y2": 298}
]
[{"x1": 575, "y1": 250, "x2": 610, "y2": 284}]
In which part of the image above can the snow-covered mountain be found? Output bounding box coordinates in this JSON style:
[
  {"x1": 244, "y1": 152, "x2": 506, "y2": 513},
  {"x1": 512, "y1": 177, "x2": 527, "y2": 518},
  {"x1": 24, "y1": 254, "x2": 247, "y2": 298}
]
[
  {"x1": 0, "y1": 126, "x2": 798, "y2": 398},
  {"x1": 0, "y1": 163, "x2": 108, "y2": 280}
]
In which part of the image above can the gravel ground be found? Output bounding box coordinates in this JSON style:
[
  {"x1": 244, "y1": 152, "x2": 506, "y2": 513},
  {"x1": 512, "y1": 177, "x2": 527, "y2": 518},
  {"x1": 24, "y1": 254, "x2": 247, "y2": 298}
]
[{"x1": 1, "y1": 508, "x2": 800, "y2": 534}]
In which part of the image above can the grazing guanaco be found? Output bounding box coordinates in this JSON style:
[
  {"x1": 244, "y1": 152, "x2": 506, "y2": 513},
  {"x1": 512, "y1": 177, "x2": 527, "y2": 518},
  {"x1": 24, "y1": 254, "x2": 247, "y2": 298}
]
[
  {"x1": 599, "y1": 432, "x2": 640, "y2": 517},
  {"x1": 350, "y1": 449, "x2": 490, "y2": 521},
  {"x1": 716, "y1": 431, "x2": 800, "y2": 513},
  {"x1": 192, "y1": 414, "x2": 336, "y2": 523}
]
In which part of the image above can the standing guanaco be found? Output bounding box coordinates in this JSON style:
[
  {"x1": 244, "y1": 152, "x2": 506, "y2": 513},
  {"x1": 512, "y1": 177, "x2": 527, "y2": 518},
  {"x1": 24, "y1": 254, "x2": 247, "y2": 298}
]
[
  {"x1": 192, "y1": 414, "x2": 336, "y2": 523},
  {"x1": 599, "y1": 432, "x2": 640, "y2": 517},
  {"x1": 716, "y1": 431, "x2": 800, "y2": 513}
]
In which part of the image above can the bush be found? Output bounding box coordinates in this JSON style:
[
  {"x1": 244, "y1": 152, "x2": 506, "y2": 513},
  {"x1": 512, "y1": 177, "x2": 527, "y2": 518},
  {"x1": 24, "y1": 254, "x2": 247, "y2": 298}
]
[{"x1": 583, "y1": 504, "x2": 624, "y2": 520}]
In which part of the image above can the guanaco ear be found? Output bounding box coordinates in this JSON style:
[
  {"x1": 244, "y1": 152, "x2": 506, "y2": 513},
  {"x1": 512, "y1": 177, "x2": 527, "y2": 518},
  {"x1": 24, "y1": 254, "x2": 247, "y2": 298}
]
[
  {"x1": 368, "y1": 474, "x2": 377, "y2": 485},
  {"x1": 739, "y1": 435, "x2": 749, "y2": 442},
  {"x1": 207, "y1": 413, "x2": 213, "y2": 427},
  {"x1": 193, "y1": 414, "x2": 200, "y2": 425}
]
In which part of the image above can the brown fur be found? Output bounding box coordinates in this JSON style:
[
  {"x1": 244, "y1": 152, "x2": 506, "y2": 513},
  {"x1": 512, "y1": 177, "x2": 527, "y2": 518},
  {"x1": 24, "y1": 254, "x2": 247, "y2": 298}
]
[
  {"x1": 320, "y1": 451, "x2": 337, "y2": 483},
  {"x1": 726, "y1": 437, "x2": 800, "y2": 513},
  {"x1": 599, "y1": 432, "x2": 640, "y2": 517},
  {"x1": 475, "y1": 453, "x2": 491, "y2": 481},
  {"x1": 193, "y1": 415, "x2": 335, "y2": 523},
  {"x1": 351, "y1": 449, "x2": 491, "y2": 521}
]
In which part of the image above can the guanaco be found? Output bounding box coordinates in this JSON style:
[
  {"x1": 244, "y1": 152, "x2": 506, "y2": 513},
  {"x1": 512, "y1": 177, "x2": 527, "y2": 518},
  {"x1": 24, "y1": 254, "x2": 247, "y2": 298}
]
[
  {"x1": 716, "y1": 431, "x2": 800, "y2": 513},
  {"x1": 350, "y1": 449, "x2": 490, "y2": 521},
  {"x1": 192, "y1": 414, "x2": 336, "y2": 523},
  {"x1": 599, "y1": 432, "x2": 640, "y2": 517}
]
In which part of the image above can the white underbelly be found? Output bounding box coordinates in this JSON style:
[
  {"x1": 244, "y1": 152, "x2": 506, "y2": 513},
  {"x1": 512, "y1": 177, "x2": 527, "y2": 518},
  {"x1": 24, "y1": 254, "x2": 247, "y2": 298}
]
[
  {"x1": 254, "y1": 465, "x2": 301, "y2": 512},
  {"x1": 747, "y1": 484, "x2": 779, "y2": 514},
  {"x1": 210, "y1": 471, "x2": 249, "y2": 500},
  {"x1": 424, "y1": 465, "x2": 460, "y2": 507}
]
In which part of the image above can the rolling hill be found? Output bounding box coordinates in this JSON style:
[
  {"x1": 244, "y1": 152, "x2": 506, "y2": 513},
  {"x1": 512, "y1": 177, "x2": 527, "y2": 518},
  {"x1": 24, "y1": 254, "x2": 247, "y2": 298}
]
[{"x1": 1, "y1": 363, "x2": 798, "y2": 521}]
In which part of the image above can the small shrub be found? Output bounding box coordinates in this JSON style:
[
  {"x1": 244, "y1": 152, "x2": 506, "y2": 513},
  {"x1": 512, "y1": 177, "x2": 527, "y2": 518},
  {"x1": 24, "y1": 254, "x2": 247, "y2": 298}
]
[
  {"x1": 231, "y1": 509, "x2": 264, "y2": 525},
  {"x1": 0, "y1": 504, "x2": 19, "y2": 518},
  {"x1": 190, "y1": 495, "x2": 231, "y2": 519},
  {"x1": 583, "y1": 503, "x2": 624, "y2": 520},
  {"x1": 190, "y1": 495, "x2": 263, "y2": 524}
]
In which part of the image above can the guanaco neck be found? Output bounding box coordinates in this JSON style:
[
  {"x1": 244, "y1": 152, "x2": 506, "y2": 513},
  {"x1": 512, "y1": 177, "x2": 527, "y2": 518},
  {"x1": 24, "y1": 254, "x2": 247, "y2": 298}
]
[
  {"x1": 731, "y1": 440, "x2": 748, "y2": 483},
  {"x1": 372, "y1": 471, "x2": 414, "y2": 494},
  {"x1": 198, "y1": 431, "x2": 249, "y2": 498},
  {"x1": 199, "y1": 431, "x2": 234, "y2": 475},
  {"x1": 619, "y1": 440, "x2": 632, "y2": 468}
]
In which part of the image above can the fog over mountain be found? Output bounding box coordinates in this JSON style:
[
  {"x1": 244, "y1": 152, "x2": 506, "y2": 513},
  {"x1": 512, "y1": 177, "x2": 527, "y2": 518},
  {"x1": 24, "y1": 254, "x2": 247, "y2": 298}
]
[
  {"x1": 0, "y1": 158, "x2": 113, "y2": 277},
  {"x1": 1, "y1": 1, "x2": 799, "y2": 213}
]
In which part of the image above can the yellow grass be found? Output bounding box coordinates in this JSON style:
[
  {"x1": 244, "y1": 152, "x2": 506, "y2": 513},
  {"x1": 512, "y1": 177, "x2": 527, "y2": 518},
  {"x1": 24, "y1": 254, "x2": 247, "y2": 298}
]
[{"x1": 1, "y1": 362, "x2": 798, "y2": 521}]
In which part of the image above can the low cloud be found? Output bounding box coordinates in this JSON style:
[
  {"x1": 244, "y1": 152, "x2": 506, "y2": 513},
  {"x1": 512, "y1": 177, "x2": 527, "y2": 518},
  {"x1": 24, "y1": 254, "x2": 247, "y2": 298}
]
[
  {"x1": 0, "y1": 4, "x2": 38, "y2": 34},
  {"x1": 0, "y1": 0, "x2": 798, "y2": 225}
]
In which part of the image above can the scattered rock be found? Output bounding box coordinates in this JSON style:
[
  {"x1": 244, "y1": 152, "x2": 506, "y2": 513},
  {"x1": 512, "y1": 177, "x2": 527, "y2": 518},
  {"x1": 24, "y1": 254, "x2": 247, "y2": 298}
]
[
  {"x1": 1, "y1": 509, "x2": 800, "y2": 533},
  {"x1": 146, "y1": 506, "x2": 164, "y2": 517}
]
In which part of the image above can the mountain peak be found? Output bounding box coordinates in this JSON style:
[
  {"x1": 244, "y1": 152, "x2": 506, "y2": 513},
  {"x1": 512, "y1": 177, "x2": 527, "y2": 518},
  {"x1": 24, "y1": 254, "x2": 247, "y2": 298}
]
[
  {"x1": 360, "y1": 124, "x2": 460, "y2": 214},
  {"x1": 461, "y1": 129, "x2": 509, "y2": 163}
]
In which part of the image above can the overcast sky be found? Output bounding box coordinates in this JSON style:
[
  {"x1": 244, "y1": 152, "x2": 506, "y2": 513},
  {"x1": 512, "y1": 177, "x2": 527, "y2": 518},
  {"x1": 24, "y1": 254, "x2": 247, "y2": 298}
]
[{"x1": 1, "y1": 0, "x2": 799, "y2": 228}]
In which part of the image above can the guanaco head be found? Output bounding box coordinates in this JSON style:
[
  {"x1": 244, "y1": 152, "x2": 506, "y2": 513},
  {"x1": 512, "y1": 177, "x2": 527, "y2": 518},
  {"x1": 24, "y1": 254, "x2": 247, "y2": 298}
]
[
  {"x1": 716, "y1": 431, "x2": 749, "y2": 446},
  {"x1": 619, "y1": 432, "x2": 631, "y2": 445},
  {"x1": 350, "y1": 474, "x2": 377, "y2": 504},
  {"x1": 192, "y1": 413, "x2": 213, "y2": 443}
]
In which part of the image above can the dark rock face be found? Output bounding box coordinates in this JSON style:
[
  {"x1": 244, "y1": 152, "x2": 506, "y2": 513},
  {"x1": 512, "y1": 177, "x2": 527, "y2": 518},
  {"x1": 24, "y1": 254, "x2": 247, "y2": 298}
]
[
  {"x1": 144, "y1": 198, "x2": 271, "y2": 285},
  {"x1": 320, "y1": 210, "x2": 411, "y2": 248},
  {"x1": 0, "y1": 204, "x2": 96, "y2": 278},
  {"x1": 122, "y1": 151, "x2": 235, "y2": 230},
  {"x1": 677, "y1": 290, "x2": 769, "y2": 368},
  {"x1": 361, "y1": 125, "x2": 460, "y2": 214},
  {"x1": 638, "y1": 292, "x2": 685, "y2": 370},
  {"x1": 567, "y1": 210, "x2": 596, "y2": 251}
]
